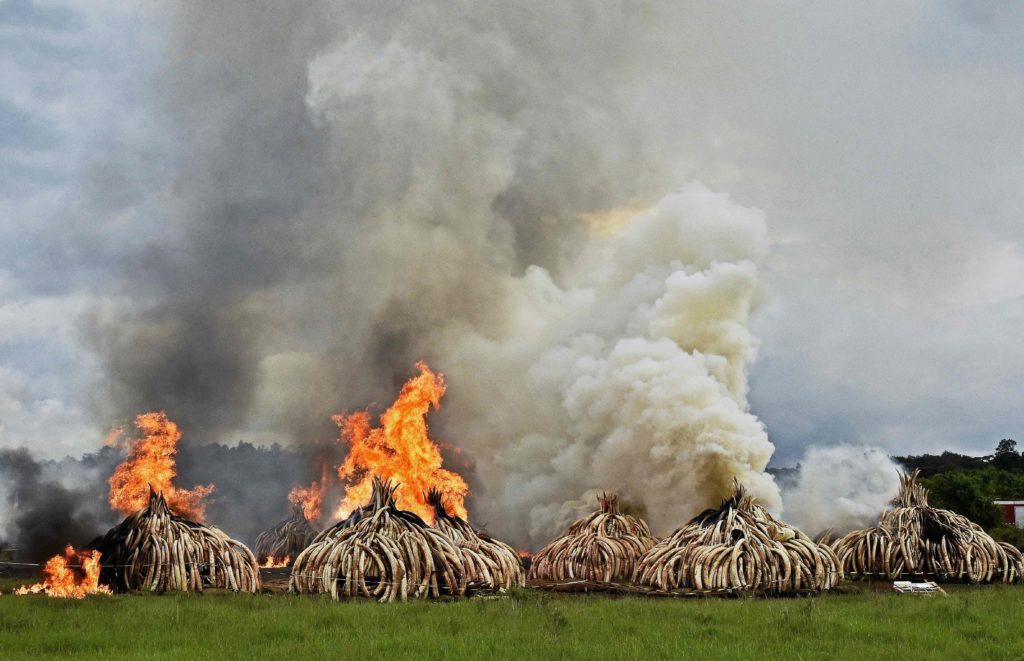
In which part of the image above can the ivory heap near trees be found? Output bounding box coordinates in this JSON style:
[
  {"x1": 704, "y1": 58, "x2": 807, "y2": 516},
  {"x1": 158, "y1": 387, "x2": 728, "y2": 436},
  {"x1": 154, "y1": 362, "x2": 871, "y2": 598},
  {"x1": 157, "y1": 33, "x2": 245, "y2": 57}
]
[
  {"x1": 831, "y1": 469, "x2": 1024, "y2": 583},
  {"x1": 89, "y1": 488, "x2": 260, "y2": 593},
  {"x1": 289, "y1": 477, "x2": 468, "y2": 602},
  {"x1": 426, "y1": 488, "x2": 524, "y2": 591},
  {"x1": 254, "y1": 504, "x2": 319, "y2": 565},
  {"x1": 634, "y1": 482, "x2": 841, "y2": 593},
  {"x1": 528, "y1": 493, "x2": 656, "y2": 583}
]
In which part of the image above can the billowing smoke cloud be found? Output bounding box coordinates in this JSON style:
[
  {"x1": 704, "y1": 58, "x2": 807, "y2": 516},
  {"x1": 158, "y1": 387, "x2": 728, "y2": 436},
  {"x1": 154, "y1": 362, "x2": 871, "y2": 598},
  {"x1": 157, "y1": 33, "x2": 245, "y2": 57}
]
[
  {"x1": 79, "y1": 3, "x2": 815, "y2": 546},
  {"x1": 443, "y1": 186, "x2": 777, "y2": 544},
  {"x1": 781, "y1": 445, "x2": 901, "y2": 537},
  {"x1": 84, "y1": 2, "x2": 683, "y2": 445}
]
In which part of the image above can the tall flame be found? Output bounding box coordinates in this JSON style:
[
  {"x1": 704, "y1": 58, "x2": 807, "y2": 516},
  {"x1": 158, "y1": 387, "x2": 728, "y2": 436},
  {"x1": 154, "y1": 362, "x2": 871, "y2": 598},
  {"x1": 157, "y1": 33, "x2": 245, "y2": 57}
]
[
  {"x1": 107, "y1": 411, "x2": 214, "y2": 520},
  {"x1": 15, "y1": 546, "x2": 112, "y2": 599},
  {"x1": 288, "y1": 465, "x2": 328, "y2": 522},
  {"x1": 334, "y1": 361, "x2": 468, "y2": 523}
]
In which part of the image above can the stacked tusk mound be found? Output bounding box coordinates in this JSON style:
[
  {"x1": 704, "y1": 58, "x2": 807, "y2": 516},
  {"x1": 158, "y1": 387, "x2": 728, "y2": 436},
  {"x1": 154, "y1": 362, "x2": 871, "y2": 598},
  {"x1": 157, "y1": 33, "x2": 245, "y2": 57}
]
[
  {"x1": 528, "y1": 493, "x2": 656, "y2": 583},
  {"x1": 254, "y1": 504, "x2": 319, "y2": 566},
  {"x1": 634, "y1": 482, "x2": 841, "y2": 593},
  {"x1": 831, "y1": 469, "x2": 1023, "y2": 583},
  {"x1": 289, "y1": 476, "x2": 468, "y2": 601},
  {"x1": 89, "y1": 487, "x2": 260, "y2": 592},
  {"x1": 425, "y1": 488, "x2": 525, "y2": 591}
]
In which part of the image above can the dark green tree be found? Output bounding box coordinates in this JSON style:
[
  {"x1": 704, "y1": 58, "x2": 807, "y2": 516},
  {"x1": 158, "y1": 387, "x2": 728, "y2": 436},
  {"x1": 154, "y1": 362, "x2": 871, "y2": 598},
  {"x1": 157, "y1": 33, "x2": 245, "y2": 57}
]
[
  {"x1": 993, "y1": 439, "x2": 1022, "y2": 472},
  {"x1": 922, "y1": 471, "x2": 1003, "y2": 529}
]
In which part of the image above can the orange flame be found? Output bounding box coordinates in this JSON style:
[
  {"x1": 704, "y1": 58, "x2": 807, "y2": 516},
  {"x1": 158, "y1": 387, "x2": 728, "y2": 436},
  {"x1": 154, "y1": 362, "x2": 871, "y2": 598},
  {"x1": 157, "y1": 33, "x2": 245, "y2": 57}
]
[
  {"x1": 288, "y1": 466, "x2": 328, "y2": 522},
  {"x1": 15, "y1": 546, "x2": 112, "y2": 599},
  {"x1": 107, "y1": 411, "x2": 214, "y2": 521},
  {"x1": 260, "y1": 555, "x2": 291, "y2": 569},
  {"x1": 334, "y1": 361, "x2": 468, "y2": 524}
]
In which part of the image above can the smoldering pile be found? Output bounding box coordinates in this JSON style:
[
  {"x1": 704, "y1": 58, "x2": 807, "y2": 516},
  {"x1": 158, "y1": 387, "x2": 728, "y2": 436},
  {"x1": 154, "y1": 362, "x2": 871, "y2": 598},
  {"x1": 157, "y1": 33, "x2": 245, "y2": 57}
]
[
  {"x1": 528, "y1": 493, "x2": 656, "y2": 584},
  {"x1": 289, "y1": 477, "x2": 469, "y2": 602},
  {"x1": 831, "y1": 469, "x2": 1024, "y2": 583},
  {"x1": 254, "y1": 504, "x2": 319, "y2": 566},
  {"x1": 89, "y1": 488, "x2": 260, "y2": 593},
  {"x1": 633, "y1": 482, "x2": 841, "y2": 594},
  {"x1": 426, "y1": 488, "x2": 524, "y2": 591}
]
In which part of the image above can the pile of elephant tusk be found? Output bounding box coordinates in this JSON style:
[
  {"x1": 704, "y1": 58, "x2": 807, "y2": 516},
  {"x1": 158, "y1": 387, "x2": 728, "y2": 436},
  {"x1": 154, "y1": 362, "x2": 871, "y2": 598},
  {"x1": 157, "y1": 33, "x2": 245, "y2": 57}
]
[
  {"x1": 528, "y1": 493, "x2": 656, "y2": 583},
  {"x1": 289, "y1": 477, "x2": 473, "y2": 602},
  {"x1": 831, "y1": 469, "x2": 1024, "y2": 583},
  {"x1": 88, "y1": 488, "x2": 260, "y2": 593},
  {"x1": 634, "y1": 482, "x2": 841, "y2": 593},
  {"x1": 31, "y1": 468, "x2": 1024, "y2": 601},
  {"x1": 425, "y1": 488, "x2": 524, "y2": 591},
  {"x1": 254, "y1": 504, "x2": 320, "y2": 566}
]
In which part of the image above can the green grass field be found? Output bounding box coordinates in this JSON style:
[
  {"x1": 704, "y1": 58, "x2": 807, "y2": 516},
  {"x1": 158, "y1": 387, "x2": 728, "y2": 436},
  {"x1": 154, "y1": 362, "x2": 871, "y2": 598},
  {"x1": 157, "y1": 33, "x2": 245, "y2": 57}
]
[{"x1": 0, "y1": 580, "x2": 1022, "y2": 660}]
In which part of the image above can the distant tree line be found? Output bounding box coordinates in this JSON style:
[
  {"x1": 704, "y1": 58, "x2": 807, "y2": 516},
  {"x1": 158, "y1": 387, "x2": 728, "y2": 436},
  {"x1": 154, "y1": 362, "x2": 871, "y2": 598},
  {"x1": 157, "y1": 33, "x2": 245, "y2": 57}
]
[{"x1": 894, "y1": 439, "x2": 1024, "y2": 548}]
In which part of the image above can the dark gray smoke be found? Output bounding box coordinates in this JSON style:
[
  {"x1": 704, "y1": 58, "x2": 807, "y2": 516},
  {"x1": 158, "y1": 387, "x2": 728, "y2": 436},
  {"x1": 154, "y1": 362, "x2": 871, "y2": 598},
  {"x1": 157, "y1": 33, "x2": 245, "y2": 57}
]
[
  {"x1": 0, "y1": 443, "x2": 312, "y2": 561},
  {"x1": 83, "y1": 4, "x2": 337, "y2": 440},
  {"x1": 174, "y1": 442, "x2": 313, "y2": 545},
  {"x1": 83, "y1": 2, "x2": 678, "y2": 443},
  {"x1": 0, "y1": 448, "x2": 117, "y2": 562}
]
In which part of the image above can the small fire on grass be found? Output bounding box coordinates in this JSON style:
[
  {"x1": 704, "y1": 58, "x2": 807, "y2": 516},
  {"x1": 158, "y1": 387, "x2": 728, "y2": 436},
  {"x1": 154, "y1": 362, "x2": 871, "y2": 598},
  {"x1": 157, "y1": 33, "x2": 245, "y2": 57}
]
[
  {"x1": 260, "y1": 555, "x2": 291, "y2": 569},
  {"x1": 16, "y1": 545, "x2": 112, "y2": 599}
]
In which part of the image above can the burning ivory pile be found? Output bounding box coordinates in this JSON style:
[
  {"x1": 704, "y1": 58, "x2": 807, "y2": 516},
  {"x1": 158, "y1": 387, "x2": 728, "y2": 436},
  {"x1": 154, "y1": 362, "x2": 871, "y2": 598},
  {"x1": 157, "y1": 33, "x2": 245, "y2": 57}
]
[
  {"x1": 89, "y1": 488, "x2": 260, "y2": 592},
  {"x1": 529, "y1": 493, "x2": 656, "y2": 583},
  {"x1": 831, "y1": 469, "x2": 1024, "y2": 583},
  {"x1": 290, "y1": 477, "x2": 469, "y2": 602},
  {"x1": 634, "y1": 483, "x2": 841, "y2": 593},
  {"x1": 426, "y1": 488, "x2": 524, "y2": 591},
  {"x1": 254, "y1": 504, "x2": 319, "y2": 566}
]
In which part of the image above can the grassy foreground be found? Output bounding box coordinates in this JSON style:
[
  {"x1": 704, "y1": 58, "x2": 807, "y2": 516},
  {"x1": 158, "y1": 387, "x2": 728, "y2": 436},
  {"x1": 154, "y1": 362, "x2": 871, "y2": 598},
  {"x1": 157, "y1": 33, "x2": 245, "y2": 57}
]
[{"x1": 0, "y1": 581, "x2": 1022, "y2": 660}]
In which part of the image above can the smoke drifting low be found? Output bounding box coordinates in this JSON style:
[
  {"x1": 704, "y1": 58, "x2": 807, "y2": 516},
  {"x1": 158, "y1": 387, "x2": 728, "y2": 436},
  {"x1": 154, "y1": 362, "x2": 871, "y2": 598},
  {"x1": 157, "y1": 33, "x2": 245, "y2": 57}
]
[
  {"x1": 0, "y1": 444, "x2": 309, "y2": 560},
  {"x1": 781, "y1": 445, "x2": 901, "y2": 537},
  {"x1": 0, "y1": 449, "x2": 116, "y2": 562}
]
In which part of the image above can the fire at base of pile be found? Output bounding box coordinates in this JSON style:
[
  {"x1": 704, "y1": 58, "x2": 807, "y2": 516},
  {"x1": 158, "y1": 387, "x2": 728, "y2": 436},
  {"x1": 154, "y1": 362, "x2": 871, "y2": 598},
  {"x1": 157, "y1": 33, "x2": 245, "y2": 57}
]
[
  {"x1": 831, "y1": 469, "x2": 1024, "y2": 583},
  {"x1": 426, "y1": 488, "x2": 524, "y2": 591},
  {"x1": 634, "y1": 483, "x2": 841, "y2": 593},
  {"x1": 90, "y1": 488, "x2": 261, "y2": 592},
  {"x1": 289, "y1": 477, "x2": 470, "y2": 602},
  {"x1": 254, "y1": 505, "x2": 319, "y2": 566},
  {"x1": 16, "y1": 546, "x2": 112, "y2": 599},
  {"x1": 528, "y1": 493, "x2": 656, "y2": 583}
]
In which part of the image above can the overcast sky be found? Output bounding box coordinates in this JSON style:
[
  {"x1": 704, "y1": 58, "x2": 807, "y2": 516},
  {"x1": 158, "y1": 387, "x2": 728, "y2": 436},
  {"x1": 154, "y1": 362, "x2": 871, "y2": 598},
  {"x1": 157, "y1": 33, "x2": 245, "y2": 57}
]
[{"x1": 1, "y1": 1, "x2": 1022, "y2": 465}]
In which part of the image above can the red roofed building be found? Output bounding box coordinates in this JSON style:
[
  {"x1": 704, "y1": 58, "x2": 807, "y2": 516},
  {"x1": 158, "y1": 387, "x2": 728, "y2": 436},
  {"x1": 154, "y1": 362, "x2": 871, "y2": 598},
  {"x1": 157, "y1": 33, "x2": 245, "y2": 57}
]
[{"x1": 995, "y1": 500, "x2": 1024, "y2": 528}]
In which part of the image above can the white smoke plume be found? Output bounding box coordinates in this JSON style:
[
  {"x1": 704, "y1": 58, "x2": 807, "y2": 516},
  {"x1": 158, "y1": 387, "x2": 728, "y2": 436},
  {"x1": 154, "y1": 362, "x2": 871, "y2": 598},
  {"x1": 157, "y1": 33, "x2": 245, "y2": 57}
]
[
  {"x1": 441, "y1": 185, "x2": 778, "y2": 545},
  {"x1": 781, "y1": 445, "x2": 901, "y2": 538}
]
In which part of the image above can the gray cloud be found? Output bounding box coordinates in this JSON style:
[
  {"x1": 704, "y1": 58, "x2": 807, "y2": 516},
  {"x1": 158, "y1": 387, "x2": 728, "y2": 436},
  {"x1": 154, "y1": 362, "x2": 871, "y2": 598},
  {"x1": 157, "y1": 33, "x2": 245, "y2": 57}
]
[
  {"x1": 0, "y1": 96, "x2": 60, "y2": 150},
  {"x1": 0, "y1": 0, "x2": 81, "y2": 31}
]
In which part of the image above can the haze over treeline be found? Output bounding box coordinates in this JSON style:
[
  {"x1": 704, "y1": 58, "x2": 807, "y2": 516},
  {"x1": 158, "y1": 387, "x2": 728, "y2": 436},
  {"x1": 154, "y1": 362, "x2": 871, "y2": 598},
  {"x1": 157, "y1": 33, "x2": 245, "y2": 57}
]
[{"x1": 3, "y1": 436, "x2": 1021, "y2": 562}]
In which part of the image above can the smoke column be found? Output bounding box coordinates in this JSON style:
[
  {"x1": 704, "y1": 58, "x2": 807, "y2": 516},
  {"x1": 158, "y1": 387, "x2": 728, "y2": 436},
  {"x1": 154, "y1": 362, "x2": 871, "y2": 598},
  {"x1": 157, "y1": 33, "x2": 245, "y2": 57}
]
[
  {"x1": 81, "y1": 3, "x2": 818, "y2": 546},
  {"x1": 443, "y1": 185, "x2": 778, "y2": 545}
]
